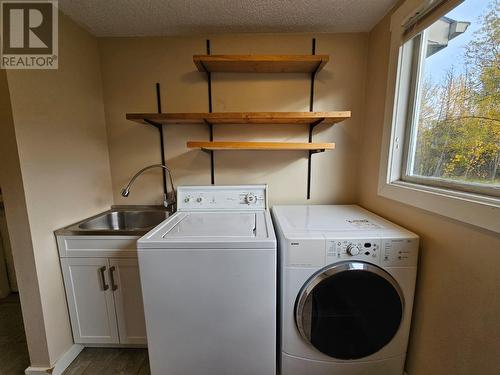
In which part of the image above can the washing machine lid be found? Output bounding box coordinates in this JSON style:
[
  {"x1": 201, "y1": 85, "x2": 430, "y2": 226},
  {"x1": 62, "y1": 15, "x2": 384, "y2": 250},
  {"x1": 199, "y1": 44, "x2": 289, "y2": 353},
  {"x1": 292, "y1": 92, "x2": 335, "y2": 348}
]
[
  {"x1": 165, "y1": 212, "x2": 256, "y2": 238},
  {"x1": 138, "y1": 210, "x2": 276, "y2": 249},
  {"x1": 273, "y1": 205, "x2": 414, "y2": 237}
]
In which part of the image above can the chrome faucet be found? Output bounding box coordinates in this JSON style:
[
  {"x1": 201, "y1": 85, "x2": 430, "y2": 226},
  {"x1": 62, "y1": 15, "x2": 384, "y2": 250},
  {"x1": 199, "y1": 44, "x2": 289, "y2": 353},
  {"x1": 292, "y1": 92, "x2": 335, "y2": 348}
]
[{"x1": 121, "y1": 164, "x2": 176, "y2": 213}]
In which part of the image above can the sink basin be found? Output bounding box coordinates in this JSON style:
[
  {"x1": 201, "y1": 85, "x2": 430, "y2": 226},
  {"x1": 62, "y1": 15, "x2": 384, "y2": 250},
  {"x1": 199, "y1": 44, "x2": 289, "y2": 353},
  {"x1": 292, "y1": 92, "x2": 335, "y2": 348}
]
[
  {"x1": 78, "y1": 211, "x2": 169, "y2": 231},
  {"x1": 55, "y1": 207, "x2": 170, "y2": 236}
]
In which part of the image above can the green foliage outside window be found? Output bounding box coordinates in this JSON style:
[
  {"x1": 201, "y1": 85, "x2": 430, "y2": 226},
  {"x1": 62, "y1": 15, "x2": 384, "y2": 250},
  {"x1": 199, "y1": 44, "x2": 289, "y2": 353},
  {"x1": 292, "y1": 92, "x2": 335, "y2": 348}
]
[{"x1": 412, "y1": 1, "x2": 499, "y2": 185}]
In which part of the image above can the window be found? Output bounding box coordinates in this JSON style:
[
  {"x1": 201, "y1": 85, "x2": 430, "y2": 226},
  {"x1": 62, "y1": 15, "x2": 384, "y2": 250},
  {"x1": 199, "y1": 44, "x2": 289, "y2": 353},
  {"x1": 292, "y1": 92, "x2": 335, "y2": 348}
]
[
  {"x1": 402, "y1": 0, "x2": 499, "y2": 197},
  {"x1": 378, "y1": 0, "x2": 499, "y2": 233}
]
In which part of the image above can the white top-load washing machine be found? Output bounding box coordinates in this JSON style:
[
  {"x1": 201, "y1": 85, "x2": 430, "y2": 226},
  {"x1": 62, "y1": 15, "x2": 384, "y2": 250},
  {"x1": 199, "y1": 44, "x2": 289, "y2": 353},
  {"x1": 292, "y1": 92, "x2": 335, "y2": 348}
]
[
  {"x1": 138, "y1": 185, "x2": 276, "y2": 375},
  {"x1": 272, "y1": 205, "x2": 418, "y2": 375}
]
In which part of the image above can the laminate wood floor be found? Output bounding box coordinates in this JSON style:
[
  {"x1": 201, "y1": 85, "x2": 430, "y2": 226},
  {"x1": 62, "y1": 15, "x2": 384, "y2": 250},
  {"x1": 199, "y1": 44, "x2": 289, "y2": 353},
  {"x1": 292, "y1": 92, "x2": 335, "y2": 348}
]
[
  {"x1": 0, "y1": 293, "x2": 30, "y2": 375},
  {"x1": 0, "y1": 293, "x2": 150, "y2": 375},
  {"x1": 62, "y1": 348, "x2": 150, "y2": 375}
]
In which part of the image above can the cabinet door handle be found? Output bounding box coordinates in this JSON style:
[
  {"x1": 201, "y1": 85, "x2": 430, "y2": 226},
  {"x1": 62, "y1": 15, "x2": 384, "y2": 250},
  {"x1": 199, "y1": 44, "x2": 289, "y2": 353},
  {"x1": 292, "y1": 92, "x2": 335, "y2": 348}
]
[
  {"x1": 99, "y1": 266, "x2": 109, "y2": 291},
  {"x1": 109, "y1": 266, "x2": 118, "y2": 291}
]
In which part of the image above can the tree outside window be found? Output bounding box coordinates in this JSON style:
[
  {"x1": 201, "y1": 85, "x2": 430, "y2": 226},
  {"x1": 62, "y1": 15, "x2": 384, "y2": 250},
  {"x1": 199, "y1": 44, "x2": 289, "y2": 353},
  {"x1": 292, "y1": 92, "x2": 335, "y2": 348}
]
[{"x1": 405, "y1": 0, "x2": 499, "y2": 195}]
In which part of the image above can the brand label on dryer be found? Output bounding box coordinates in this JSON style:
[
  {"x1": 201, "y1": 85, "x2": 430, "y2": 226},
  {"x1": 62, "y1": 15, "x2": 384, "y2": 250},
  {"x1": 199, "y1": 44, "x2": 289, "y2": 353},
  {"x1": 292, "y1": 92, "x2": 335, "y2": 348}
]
[
  {"x1": 346, "y1": 219, "x2": 381, "y2": 229},
  {"x1": 287, "y1": 239, "x2": 325, "y2": 267}
]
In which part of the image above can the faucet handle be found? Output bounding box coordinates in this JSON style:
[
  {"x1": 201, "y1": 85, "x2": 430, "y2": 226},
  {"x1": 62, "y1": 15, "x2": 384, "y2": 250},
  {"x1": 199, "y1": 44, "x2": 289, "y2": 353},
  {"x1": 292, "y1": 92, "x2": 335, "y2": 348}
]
[{"x1": 163, "y1": 193, "x2": 176, "y2": 213}]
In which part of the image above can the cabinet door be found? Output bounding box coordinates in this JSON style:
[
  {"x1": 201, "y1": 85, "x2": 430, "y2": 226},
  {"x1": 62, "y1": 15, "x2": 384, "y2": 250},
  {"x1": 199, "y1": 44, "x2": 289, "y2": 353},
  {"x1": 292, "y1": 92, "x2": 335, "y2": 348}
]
[
  {"x1": 61, "y1": 258, "x2": 119, "y2": 344},
  {"x1": 109, "y1": 258, "x2": 147, "y2": 344}
]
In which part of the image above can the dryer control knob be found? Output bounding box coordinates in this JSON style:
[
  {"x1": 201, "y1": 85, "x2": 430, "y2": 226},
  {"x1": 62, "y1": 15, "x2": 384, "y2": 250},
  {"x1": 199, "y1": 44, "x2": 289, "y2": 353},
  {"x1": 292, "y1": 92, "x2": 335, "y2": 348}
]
[
  {"x1": 196, "y1": 197, "x2": 204, "y2": 203},
  {"x1": 346, "y1": 244, "x2": 360, "y2": 256}
]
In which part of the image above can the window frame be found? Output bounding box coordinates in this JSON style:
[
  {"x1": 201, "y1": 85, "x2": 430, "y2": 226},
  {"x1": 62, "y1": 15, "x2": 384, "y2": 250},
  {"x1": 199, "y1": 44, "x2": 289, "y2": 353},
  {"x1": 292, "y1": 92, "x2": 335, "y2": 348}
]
[
  {"x1": 400, "y1": 27, "x2": 500, "y2": 198},
  {"x1": 377, "y1": 0, "x2": 500, "y2": 233}
]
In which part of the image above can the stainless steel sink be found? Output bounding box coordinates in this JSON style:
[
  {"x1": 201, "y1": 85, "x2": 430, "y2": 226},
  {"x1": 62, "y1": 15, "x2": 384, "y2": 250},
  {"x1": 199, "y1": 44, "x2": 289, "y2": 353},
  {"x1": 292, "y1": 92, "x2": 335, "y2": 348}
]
[
  {"x1": 78, "y1": 211, "x2": 168, "y2": 231},
  {"x1": 56, "y1": 207, "x2": 170, "y2": 236}
]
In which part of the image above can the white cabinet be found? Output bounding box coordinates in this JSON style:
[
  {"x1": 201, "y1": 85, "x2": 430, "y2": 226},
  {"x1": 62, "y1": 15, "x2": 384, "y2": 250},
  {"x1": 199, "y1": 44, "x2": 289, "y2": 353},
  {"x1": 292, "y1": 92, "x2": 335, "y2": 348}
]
[
  {"x1": 61, "y1": 258, "x2": 119, "y2": 344},
  {"x1": 61, "y1": 256, "x2": 147, "y2": 346},
  {"x1": 110, "y1": 258, "x2": 147, "y2": 344}
]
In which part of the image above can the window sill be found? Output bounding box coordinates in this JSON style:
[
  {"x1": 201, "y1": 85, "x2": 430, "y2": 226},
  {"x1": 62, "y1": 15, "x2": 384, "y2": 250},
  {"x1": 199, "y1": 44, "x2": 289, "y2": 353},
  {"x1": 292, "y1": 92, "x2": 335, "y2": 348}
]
[{"x1": 378, "y1": 179, "x2": 500, "y2": 233}]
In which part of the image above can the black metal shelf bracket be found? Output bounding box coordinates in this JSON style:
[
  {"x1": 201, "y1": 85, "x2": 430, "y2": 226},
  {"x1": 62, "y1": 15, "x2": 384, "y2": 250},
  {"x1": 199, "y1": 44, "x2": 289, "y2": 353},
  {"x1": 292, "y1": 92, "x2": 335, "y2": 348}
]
[
  {"x1": 311, "y1": 149, "x2": 326, "y2": 154},
  {"x1": 206, "y1": 40, "x2": 215, "y2": 185},
  {"x1": 142, "y1": 83, "x2": 168, "y2": 197},
  {"x1": 196, "y1": 37, "x2": 324, "y2": 198},
  {"x1": 203, "y1": 119, "x2": 216, "y2": 183},
  {"x1": 307, "y1": 38, "x2": 318, "y2": 200}
]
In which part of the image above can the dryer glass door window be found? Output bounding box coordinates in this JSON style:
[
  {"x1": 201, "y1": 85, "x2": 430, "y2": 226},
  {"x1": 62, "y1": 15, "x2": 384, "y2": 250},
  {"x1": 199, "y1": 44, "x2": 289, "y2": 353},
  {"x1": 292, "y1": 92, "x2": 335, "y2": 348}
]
[{"x1": 295, "y1": 261, "x2": 404, "y2": 360}]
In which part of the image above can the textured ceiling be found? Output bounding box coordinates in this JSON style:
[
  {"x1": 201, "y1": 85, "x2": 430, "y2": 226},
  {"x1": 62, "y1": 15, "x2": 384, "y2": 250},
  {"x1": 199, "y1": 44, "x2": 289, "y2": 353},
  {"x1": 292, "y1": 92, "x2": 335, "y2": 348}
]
[{"x1": 58, "y1": 0, "x2": 397, "y2": 37}]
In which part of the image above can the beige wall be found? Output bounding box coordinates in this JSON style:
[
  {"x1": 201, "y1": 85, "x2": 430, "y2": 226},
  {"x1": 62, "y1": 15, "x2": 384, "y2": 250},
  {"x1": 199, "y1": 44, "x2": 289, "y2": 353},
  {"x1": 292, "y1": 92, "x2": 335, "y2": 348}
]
[
  {"x1": 2, "y1": 4, "x2": 498, "y2": 373},
  {"x1": 99, "y1": 33, "x2": 367, "y2": 206},
  {"x1": 3, "y1": 12, "x2": 113, "y2": 366},
  {"x1": 0, "y1": 69, "x2": 50, "y2": 367},
  {"x1": 359, "y1": 10, "x2": 500, "y2": 375}
]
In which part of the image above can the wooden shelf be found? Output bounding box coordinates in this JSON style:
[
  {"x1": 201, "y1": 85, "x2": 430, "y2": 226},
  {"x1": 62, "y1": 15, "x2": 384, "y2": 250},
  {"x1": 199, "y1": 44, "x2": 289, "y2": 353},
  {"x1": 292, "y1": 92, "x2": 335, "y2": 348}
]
[
  {"x1": 126, "y1": 111, "x2": 350, "y2": 126},
  {"x1": 187, "y1": 141, "x2": 335, "y2": 152},
  {"x1": 193, "y1": 55, "x2": 329, "y2": 73}
]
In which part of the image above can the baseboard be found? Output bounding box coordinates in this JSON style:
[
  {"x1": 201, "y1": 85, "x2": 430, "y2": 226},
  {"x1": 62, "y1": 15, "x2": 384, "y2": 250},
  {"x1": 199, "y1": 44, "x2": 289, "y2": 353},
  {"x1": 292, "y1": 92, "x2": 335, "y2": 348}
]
[
  {"x1": 25, "y1": 344, "x2": 84, "y2": 375},
  {"x1": 83, "y1": 343, "x2": 147, "y2": 348}
]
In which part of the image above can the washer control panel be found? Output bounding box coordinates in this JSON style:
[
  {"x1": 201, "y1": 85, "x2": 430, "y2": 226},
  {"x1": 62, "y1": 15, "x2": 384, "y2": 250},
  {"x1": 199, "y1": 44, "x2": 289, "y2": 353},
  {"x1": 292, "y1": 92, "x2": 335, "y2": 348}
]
[
  {"x1": 328, "y1": 239, "x2": 380, "y2": 261},
  {"x1": 177, "y1": 185, "x2": 267, "y2": 211}
]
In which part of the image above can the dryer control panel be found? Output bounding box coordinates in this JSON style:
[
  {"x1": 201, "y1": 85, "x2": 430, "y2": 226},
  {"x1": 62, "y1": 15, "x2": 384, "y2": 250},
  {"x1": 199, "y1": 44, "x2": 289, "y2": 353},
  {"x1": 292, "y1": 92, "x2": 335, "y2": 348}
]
[
  {"x1": 380, "y1": 238, "x2": 419, "y2": 266},
  {"x1": 328, "y1": 239, "x2": 381, "y2": 262},
  {"x1": 326, "y1": 237, "x2": 418, "y2": 266}
]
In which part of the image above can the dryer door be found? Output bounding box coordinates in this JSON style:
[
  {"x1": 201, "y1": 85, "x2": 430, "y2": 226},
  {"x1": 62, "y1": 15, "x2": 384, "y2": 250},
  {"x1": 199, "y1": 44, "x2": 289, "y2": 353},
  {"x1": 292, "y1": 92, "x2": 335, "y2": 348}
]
[{"x1": 295, "y1": 261, "x2": 404, "y2": 360}]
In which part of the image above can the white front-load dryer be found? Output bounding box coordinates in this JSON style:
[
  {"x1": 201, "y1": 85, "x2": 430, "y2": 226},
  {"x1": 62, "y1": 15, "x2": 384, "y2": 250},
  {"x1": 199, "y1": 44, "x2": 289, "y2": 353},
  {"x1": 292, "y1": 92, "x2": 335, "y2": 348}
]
[{"x1": 272, "y1": 205, "x2": 419, "y2": 375}]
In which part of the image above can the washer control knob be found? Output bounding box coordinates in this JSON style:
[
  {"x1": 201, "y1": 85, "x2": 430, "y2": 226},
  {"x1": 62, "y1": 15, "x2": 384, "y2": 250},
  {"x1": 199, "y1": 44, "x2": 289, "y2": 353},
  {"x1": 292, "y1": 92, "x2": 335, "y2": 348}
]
[
  {"x1": 346, "y1": 244, "x2": 360, "y2": 256},
  {"x1": 245, "y1": 193, "x2": 257, "y2": 204},
  {"x1": 196, "y1": 197, "x2": 204, "y2": 203},
  {"x1": 184, "y1": 197, "x2": 191, "y2": 203}
]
